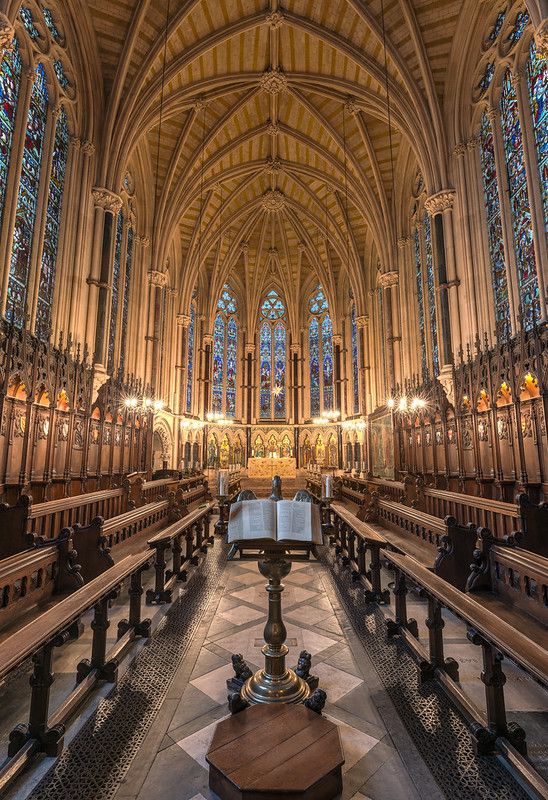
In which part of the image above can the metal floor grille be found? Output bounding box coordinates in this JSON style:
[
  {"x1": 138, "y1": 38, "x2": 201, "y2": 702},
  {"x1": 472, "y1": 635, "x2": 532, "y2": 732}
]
[
  {"x1": 27, "y1": 542, "x2": 229, "y2": 800},
  {"x1": 317, "y1": 545, "x2": 530, "y2": 800}
]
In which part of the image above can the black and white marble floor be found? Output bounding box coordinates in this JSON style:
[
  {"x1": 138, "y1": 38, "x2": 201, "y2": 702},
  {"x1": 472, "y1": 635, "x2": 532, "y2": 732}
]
[{"x1": 114, "y1": 557, "x2": 444, "y2": 800}]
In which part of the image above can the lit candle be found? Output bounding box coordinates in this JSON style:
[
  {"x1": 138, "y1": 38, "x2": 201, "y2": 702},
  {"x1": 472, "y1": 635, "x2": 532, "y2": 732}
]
[
  {"x1": 325, "y1": 475, "x2": 333, "y2": 499},
  {"x1": 219, "y1": 471, "x2": 228, "y2": 496}
]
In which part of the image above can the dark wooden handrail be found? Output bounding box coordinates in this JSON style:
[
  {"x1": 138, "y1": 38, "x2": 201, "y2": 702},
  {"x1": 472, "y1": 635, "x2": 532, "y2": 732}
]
[{"x1": 381, "y1": 548, "x2": 548, "y2": 687}]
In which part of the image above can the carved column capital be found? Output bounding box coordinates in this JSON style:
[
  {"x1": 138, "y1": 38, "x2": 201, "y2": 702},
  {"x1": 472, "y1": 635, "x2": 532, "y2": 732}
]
[
  {"x1": 203, "y1": 334, "x2": 213, "y2": 346},
  {"x1": 377, "y1": 270, "x2": 399, "y2": 289},
  {"x1": 92, "y1": 187, "x2": 123, "y2": 213},
  {"x1": 356, "y1": 315, "x2": 369, "y2": 329},
  {"x1": 82, "y1": 140, "x2": 95, "y2": 157},
  {"x1": 0, "y1": 14, "x2": 15, "y2": 52},
  {"x1": 332, "y1": 334, "x2": 343, "y2": 347},
  {"x1": 453, "y1": 142, "x2": 467, "y2": 158},
  {"x1": 135, "y1": 235, "x2": 150, "y2": 248},
  {"x1": 245, "y1": 342, "x2": 256, "y2": 356},
  {"x1": 397, "y1": 236, "x2": 411, "y2": 249},
  {"x1": 266, "y1": 9, "x2": 284, "y2": 29},
  {"x1": 424, "y1": 190, "x2": 456, "y2": 215},
  {"x1": 177, "y1": 314, "x2": 191, "y2": 328},
  {"x1": 148, "y1": 269, "x2": 168, "y2": 287},
  {"x1": 290, "y1": 343, "x2": 301, "y2": 355}
]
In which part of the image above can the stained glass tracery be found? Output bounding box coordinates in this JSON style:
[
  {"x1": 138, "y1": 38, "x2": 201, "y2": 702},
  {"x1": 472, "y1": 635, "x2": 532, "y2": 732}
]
[
  {"x1": 527, "y1": 41, "x2": 548, "y2": 233},
  {"x1": 414, "y1": 227, "x2": 428, "y2": 380},
  {"x1": 351, "y1": 304, "x2": 359, "y2": 414},
  {"x1": 260, "y1": 322, "x2": 272, "y2": 419},
  {"x1": 212, "y1": 314, "x2": 225, "y2": 414},
  {"x1": 107, "y1": 212, "x2": 124, "y2": 373},
  {"x1": 479, "y1": 111, "x2": 510, "y2": 340},
  {"x1": 507, "y1": 11, "x2": 529, "y2": 44},
  {"x1": 309, "y1": 317, "x2": 320, "y2": 417},
  {"x1": 500, "y1": 67, "x2": 540, "y2": 328},
  {"x1": 0, "y1": 37, "x2": 21, "y2": 232},
  {"x1": 186, "y1": 304, "x2": 195, "y2": 414},
  {"x1": 261, "y1": 289, "x2": 285, "y2": 320},
  {"x1": 308, "y1": 285, "x2": 333, "y2": 417},
  {"x1": 322, "y1": 314, "x2": 334, "y2": 411},
  {"x1": 120, "y1": 227, "x2": 134, "y2": 374},
  {"x1": 35, "y1": 106, "x2": 69, "y2": 341},
  {"x1": 7, "y1": 63, "x2": 48, "y2": 328},
  {"x1": 20, "y1": 8, "x2": 40, "y2": 39},
  {"x1": 274, "y1": 322, "x2": 286, "y2": 419},
  {"x1": 423, "y1": 214, "x2": 440, "y2": 377},
  {"x1": 226, "y1": 316, "x2": 237, "y2": 417},
  {"x1": 42, "y1": 8, "x2": 61, "y2": 42}
]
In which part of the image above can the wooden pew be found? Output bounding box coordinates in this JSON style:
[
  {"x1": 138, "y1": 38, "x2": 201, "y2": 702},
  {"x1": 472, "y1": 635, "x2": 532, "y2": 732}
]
[
  {"x1": 466, "y1": 530, "x2": 548, "y2": 630},
  {"x1": 70, "y1": 495, "x2": 183, "y2": 583},
  {"x1": 147, "y1": 501, "x2": 215, "y2": 603},
  {"x1": 381, "y1": 548, "x2": 548, "y2": 792},
  {"x1": 130, "y1": 474, "x2": 210, "y2": 509},
  {"x1": 0, "y1": 551, "x2": 153, "y2": 795},
  {"x1": 330, "y1": 502, "x2": 390, "y2": 604},
  {"x1": 0, "y1": 485, "x2": 132, "y2": 558},
  {"x1": 0, "y1": 534, "x2": 83, "y2": 634},
  {"x1": 361, "y1": 495, "x2": 478, "y2": 591}
]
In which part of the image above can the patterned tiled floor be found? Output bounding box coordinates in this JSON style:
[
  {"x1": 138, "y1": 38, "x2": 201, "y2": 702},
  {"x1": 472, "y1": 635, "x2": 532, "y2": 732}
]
[{"x1": 116, "y1": 558, "x2": 444, "y2": 800}]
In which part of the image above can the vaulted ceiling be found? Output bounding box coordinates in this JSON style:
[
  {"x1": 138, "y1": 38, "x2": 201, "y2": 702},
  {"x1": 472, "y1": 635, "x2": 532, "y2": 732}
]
[{"x1": 81, "y1": 0, "x2": 490, "y2": 326}]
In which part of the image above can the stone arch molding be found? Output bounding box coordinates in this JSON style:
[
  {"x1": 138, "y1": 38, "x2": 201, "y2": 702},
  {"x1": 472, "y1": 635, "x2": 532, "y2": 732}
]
[{"x1": 153, "y1": 419, "x2": 173, "y2": 464}]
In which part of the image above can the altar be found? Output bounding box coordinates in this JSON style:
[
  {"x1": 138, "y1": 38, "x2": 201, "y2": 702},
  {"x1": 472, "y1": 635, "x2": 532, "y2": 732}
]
[{"x1": 247, "y1": 456, "x2": 297, "y2": 478}]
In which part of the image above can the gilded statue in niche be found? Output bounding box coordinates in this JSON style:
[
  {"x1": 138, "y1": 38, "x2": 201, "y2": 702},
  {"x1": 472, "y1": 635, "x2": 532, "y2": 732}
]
[
  {"x1": 207, "y1": 434, "x2": 219, "y2": 467},
  {"x1": 302, "y1": 435, "x2": 311, "y2": 466},
  {"x1": 220, "y1": 434, "x2": 230, "y2": 467},
  {"x1": 254, "y1": 435, "x2": 265, "y2": 458},
  {"x1": 315, "y1": 435, "x2": 325, "y2": 464}
]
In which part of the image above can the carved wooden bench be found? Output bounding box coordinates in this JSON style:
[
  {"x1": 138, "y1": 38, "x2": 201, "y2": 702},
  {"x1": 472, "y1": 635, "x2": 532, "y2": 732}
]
[
  {"x1": 147, "y1": 501, "x2": 215, "y2": 604},
  {"x1": 466, "y1": 531, "x2": 548, "y2": 632},
  {"x1": 382, "y1": 547, "x2": 548, "y2": 787},
  {"x1": 0, "y1": 485, "x2": 133, "y2": 558},
  {"x1": 0, "y1": 550, "x2": 153, "y2": 795}
]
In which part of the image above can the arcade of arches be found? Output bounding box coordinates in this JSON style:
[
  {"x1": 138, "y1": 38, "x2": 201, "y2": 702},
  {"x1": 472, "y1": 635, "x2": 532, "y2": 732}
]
[{"x1": 0, "y1": 1, "x2": 547, "y2": 800}]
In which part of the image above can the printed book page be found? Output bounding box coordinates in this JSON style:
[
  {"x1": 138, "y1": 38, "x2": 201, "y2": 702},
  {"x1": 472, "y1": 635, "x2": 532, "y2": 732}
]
[
  {"x1": 276, "y1": 500, "x2": 323, "y2": 544},
  {"x1": 227, "y1": 500, "x2": 277, "y2": 543}
]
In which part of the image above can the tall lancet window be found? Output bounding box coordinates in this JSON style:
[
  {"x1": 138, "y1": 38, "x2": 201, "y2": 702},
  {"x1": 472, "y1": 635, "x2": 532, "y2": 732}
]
[
  {"x1": 35, "y1": 107, "x2": 70, "y2": 341},
  {"x1": 212, "y1": 285, "x2": 238, "y2": 417},
  {"x1": 308, "y1": 285, "x2": 333, "y2": 417},
  {"x1": 7, "y1": 63, "x2": 48, "y2": 328},
  {"x1": 500, "y1": 67, "x2": 540, "y2": 328},
  {"x1": 479, "y1": 111, "x2": 510, "y2": 340},
  {"x1": 119, "y1": 227, "x2": 134, "y2": 374},
  {"x1": 351, "y1": 304, "x2": 360, "y2": 414},
  {"x1": 423, "y1": 214, "x2": 440, "y2": 377},
  {"x1": 259, "y1": 290, "x2": 287, "y2": 419},
  {"x1": 527, "y1": 41, "x2": 547, "y2": 232},
  {"x1": 0, "y1": 37, "x2": 22, "y2": 230},
  {"x1": 107, "y1": 212, "x2": 124, "y2": 375},
  {"x1": 186, "y1": 304, "x2": 196, "y2": 414},
  {"x1": 414, "y1": 228, "x2": 428, "y2": 380}
]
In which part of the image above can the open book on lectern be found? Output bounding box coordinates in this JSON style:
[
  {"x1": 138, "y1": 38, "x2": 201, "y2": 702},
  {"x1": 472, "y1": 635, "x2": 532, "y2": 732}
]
[{"x1": 227, "y1": 499, "x2": 323, "y2": 544}]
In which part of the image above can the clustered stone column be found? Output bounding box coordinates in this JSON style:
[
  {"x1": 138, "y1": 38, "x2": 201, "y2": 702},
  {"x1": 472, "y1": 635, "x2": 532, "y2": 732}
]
[
  {"x1": 145, "y1": 268, "x2": 168, "y2": 390},
  {"x1": 377, "y1": 270, "x2": 399, "y2": 390},
  {"x1": 355, "y1": 314, "x2": 370, "y2": 415},
  {"x1": 424, "y1": 190, "x2": 458, "y2": 367},
  {"x1": 175, "y1": 313, "x2": 191, "y2": 415},
  {"x1": 88, "y1": 188, "x2": 123, "y2": 382}
]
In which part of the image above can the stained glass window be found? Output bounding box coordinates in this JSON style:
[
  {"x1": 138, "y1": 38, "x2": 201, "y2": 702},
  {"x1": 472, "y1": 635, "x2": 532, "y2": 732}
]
[
  {"x1": 107, "y1": 212, "x2": 123, "y2": 374},
  {"x1": 489, "y1": 11, "x2": 505, "y2": 41},
  {"x1": 507, "y1": 11, "x2": 529, "y2": 44},
  {"x1": 274, "y1": 322, "x2": 286, "y2": 419},
  {"x1": 309, "y1": 286, "x2": 328, "y2": 315},
  {"x1": 478, "y1": 62, "x2": 495, "y2": 93},
  {"x1": 423, "y1": 213, "x2": 440, "y2": 377},
  {"x1": 260, "y1": 322, "x2": 272, "y2": 419},
  {"x1": 258, "y1": 291, "x2": 286, "y2": 419},
  {"x1": 217, "y1": 284, "x2": 237, "y2": 314},
  {"x1": 226, "y1": 316, "x2": 237, "y2": 417},
  {"x1": 500, "y1": 67, "x2": 540, "y2": 328},
  {"x1": 119, "y1": 227, "x2": 134, "y2": 374},
  {"x1": 322, "y1": 314, "x2": 334, "y2": 411},
  {"x1": 527, "y1": 41, "x2": 548, "y2": 233},
  {"x1": 261, "y1": 289, "x2": 285, "y2": 320},
  {"x1": 309, "y1": 317, "x2": 320, "y2": 417},
  {"x1": 0, "y1": 37, "x2": 21, "y2": 231},
  {"x1": 42, "y1": 8, "x2": 61, "y2": 42},
  {"x1": 212, "y1": 313, "x2": 225, "y2": 414},
  {"x1": 53, "y1": 60, "x2": 69, "y2": 91},
  {"x1": 20, "y1": 8, "x2": 40, "y2": 39},
  {"x1": 35, "y1": 107, "x2": 69, "y2": 341},
  {"x1": 414, "y1": 228, "x2": 428, "y2": 380},
  {"x1": 7, "y1": 64, "x2": 48, "y2": 328},
  {"x1": 351, "y1": 304, "x2": 359, "y2": 414},
  {"x1": 185, "y1": 304, "x2": 195, "y2": 414},
  {"x1": 479, "y1": 111, "x2": 510, "y2": 340}
]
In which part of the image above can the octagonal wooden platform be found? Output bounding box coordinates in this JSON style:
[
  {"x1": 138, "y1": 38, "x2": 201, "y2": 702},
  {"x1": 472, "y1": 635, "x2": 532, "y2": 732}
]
[{"x1": 206, "y1": 703, "x2": 344, "y2": 800}]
